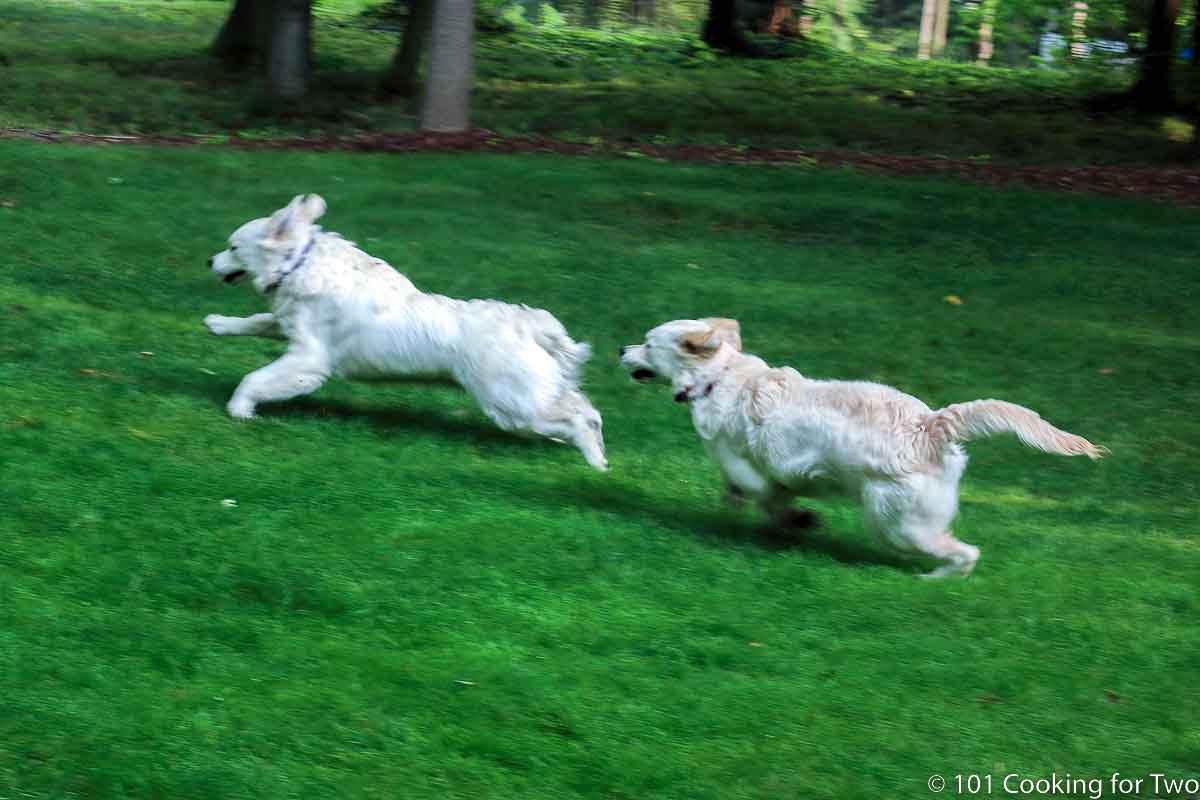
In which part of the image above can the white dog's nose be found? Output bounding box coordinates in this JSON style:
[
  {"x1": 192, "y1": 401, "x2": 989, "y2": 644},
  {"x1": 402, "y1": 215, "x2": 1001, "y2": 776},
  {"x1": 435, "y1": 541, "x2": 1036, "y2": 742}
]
[
  {"x1": 207, "y1": 256, "x2": 214, "y2": 268},
  {"x1": 620, "y1": 346, "x2": 630, "y2": 356}
]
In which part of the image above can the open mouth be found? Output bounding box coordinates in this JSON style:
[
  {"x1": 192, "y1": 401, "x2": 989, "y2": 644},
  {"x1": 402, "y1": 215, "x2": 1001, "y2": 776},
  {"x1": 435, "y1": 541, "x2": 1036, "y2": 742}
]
[
  {"x1": 632, "y1": 369, "x2": 657, "y2": 382},
  {"x1": 223, "y1": 270, "x2": 248, "y2": 285}
]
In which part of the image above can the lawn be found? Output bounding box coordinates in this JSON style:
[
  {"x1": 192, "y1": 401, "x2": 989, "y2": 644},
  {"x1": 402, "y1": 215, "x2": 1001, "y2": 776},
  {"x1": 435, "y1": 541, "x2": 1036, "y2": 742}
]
[
  {"x1": 0, "y1": 140, "x2": 1197, "y2": 799},
  {"x1": 0, "y1": 0, "x2": 1195, "y2": 164}
]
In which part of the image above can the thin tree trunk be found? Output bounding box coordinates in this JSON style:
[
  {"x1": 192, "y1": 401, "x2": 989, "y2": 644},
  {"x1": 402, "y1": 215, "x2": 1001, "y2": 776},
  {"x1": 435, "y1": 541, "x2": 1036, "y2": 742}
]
[
  {"x1": 583, "y1": 0, "x2": 600, "y2": 25},
  {"x1": 832, "y1": 0, "x2": 853, "y2": 49},
  {"x1": 764, "y1": 0, "x2": 796, "y2": 35},
  {"x1": 1132, "y1": 0, "x2": 1180, "y2": 111},
  {"x1": 975, "y1": 0, "x2": 995, "y2": 65},
  {"x1": 420, "y1": 0, "x2": 474, "y2": 131},
  {"x1": 702, "y1": 0, "x2": 753, "y2": 52},
  {"x1": 1193, "y1": 0, "x2": 1199, "y2": 66},
  {"x1": 266, "y1": 0, "x2": 311, "y2": 99},
  {"x1": 1074, "y1": 2, "x2": 1088, "y2": 57},
  {"x1": 917, "y1": 0, "x2": 937, "y2": 59},
  {"x1": 633, "y1": 0, "x2": 656, "y2": 23},
  {"x1": 213, "y1": 0, "x2": 267, "y2": 69},
  {"x1": 931, "y1": 0, "x2": 950, "y2": 56},
  {"x1": 383, "y1": 0, "x2": 434, "y2": 97}
]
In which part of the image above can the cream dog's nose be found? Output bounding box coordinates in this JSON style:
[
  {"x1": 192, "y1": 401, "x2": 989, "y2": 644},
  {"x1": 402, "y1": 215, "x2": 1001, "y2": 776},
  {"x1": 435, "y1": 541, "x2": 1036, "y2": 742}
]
[{"x1": 207, "y1": 256, "x2": 214, "y2": 268}]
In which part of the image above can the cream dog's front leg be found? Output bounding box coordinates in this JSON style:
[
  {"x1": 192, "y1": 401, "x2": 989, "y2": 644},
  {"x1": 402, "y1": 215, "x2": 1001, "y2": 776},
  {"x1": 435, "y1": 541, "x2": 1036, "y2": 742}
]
[
  {"x1": 707, "y1": 440, "x2": 817, "y2": 529},
  {"x1": 706, "y1": 439, "x2": 771, "y2": 503},
  {"x1": 205, "y1": 313, "x2": 282, "y2": 338},
  {"x1": 226, "y1": 349, "x2": 330, "y2": 419}
]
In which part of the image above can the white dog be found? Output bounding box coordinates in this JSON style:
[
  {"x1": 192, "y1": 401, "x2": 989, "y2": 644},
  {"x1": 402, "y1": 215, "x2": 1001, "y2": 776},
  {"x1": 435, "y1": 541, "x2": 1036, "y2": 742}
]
[
  {"x1": 620, "y1": 318, "x2": 1106, "y2": 576},
  {"x1": 204, "y1": 194, "x2": 607, "y2": 470}
]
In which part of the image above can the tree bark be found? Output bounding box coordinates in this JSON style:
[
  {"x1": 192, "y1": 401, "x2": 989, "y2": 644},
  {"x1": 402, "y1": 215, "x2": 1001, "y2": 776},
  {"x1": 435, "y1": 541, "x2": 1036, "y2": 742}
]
[
  {"x1": 763, "y1": 0, "x2": 797, "y2": 35},
  {"x1": 1193, "y1": 0, "x2": 1199, "y2": 66},
  {"x1": 917, "y1": 0, "x2": 937, "y2": 59},
  {"x1": 420, "y1": 0, "x2": 474, "y2": 131},
  {"x1": 1071, "y1": 1, "x2": 1088, "y2": 58},
  {"x1": 830, "y1": 0, "x2": 853, "y2": 49},
  {"x1": 1132, "y1": 0, "x2": 1180, "y2": 111},
  {"x1": 633, "y1": 0, "x2": 656, "y2": 23},
  {"x1": 383, "y1": 0, "x2": 434, "y2": 97},
  {"x1": 702, "y1": 0, "x2": 753, "y2": 52},
  {"x1": 213, "y1": 0, "x2": 269, "y2": 69},
  {"x1": 931, "y1": 0, "x2": 950, "y2": 56},
  {"x1": 975, "y1": 0, "x2": 995, "y2": 65},
  {"x1": 266, "y1": 0, "x2": 312, "y2": 100}
]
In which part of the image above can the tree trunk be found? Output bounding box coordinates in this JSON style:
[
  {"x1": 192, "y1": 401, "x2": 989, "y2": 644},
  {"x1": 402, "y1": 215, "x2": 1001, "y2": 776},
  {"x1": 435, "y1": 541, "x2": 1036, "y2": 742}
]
[
  {"x1": 633, "y1": 0, "x2": 656, "y2": 23},
  {"x1": 917, "y1": 0, "x2": 937, "y2": 59},
  {"x1": 583, "y1": 0, "x2": 600, "y2": 25},
  {"x1": 420, "y1": 0, "x2": 474, "y2": 131},
  {"x1": 213, "y1": 0, "x2": 269, "y2": 69},
  {"x1": 764, "y1": 0, "x2": 797, "y2": 35},
  {"x1": 1132, "y1": 0, "x2": 1180, "y2": 111},
  {"x1": 931, "y1": 0, "x2": 950, "y2": 56},
  {"x1": 1192, "y1": 0, "x2": 1199, "y2": 67},
  {"x1": 1072, "y1": 1, "x2": 1088, "y2": 58},
  {"x1": 975, "y1": 0, "x2": 995, "y2": 65},
  {"x1": 266, "y1": 0, "x2": 312, "y2": 99},
  {"x1": 831, "y1": 0, "x2": 853, "y2": 49},
  {"x1": 383, "y1": 0, "x2": 434, "y2": 97},
  {"x1": 702, "y1": 0, "x2": 753, "y2": 52}
]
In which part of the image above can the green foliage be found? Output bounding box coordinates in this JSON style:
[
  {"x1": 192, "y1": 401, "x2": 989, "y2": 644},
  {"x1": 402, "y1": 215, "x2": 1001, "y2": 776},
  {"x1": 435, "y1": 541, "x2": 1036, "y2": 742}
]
[
  {"x1": 539, "y1": 2, "x2": 568, "y2": 28},
  {"x1": 0, "y1": 0, "x2": 1194, "y2": 163},
  {"x1": 0, "y1": 141, "x2": 1198, "y2": 799}
]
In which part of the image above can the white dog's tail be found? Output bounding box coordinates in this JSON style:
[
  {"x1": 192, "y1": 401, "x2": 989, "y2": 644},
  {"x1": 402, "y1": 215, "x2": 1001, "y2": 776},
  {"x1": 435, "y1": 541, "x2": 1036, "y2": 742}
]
[
  {"x1": 527, "y1": 308, "x2": 592, "y2": 385},
  {"x1": 926, "y1": 400, "x2": 1108, "y2": 459}
]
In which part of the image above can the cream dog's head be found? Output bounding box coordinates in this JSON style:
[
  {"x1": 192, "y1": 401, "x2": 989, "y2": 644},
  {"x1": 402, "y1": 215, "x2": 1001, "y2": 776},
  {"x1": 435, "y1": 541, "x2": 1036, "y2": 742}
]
[
  {"x1": 207, "y1": 194, "x2": 327, "y2": 294},
  {"x1": 620, "y1": 318, "x2": 742, "y2": 400}
]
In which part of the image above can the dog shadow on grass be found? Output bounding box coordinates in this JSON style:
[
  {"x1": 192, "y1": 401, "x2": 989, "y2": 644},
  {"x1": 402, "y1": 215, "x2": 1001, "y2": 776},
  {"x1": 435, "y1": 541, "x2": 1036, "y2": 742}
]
[
  {"x1": 188, "y1": 382, "x2": 912, "y2": 571},
  {"x1": 511, "y1": 475, "x2": 918, "y2": 572},
  {"x1": 262, "y1": 395, "x2": 556, "y2": 450}
]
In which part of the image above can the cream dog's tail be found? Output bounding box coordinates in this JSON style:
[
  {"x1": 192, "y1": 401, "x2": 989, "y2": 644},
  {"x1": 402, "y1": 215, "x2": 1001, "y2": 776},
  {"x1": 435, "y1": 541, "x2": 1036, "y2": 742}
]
[
  {"x1": 526, "y1": 307, "x2": 592, "y2": 385},
  {"x1": 926, "y1": 400, "x2": 1108, "y2": 459}
]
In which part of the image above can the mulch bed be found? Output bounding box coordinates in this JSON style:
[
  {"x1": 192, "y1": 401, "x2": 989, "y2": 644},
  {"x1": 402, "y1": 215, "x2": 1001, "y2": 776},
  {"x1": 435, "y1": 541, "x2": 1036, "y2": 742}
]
[{"x1": 6, "y1": 127, "x2": 1200, "y2": 206}]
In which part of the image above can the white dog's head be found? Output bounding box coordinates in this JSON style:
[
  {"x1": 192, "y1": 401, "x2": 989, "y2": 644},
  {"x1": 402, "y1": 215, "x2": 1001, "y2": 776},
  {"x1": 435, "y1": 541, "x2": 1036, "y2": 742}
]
[
  {"x1": 208, "y1": 194, "x2": 327, "y2": 293},
  {"x1": 620, "y1": 318, "x2": 742, "y2": 399}
]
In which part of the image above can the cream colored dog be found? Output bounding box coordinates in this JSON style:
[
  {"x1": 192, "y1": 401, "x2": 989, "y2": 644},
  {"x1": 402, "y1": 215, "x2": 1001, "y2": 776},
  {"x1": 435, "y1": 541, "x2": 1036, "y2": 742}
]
[
  {"x1": 620, "y1": 318, "x2": 1106, "y2": 576},
  {"x1": 204, "y1": 194, "x2": 607, "y2": 470}
]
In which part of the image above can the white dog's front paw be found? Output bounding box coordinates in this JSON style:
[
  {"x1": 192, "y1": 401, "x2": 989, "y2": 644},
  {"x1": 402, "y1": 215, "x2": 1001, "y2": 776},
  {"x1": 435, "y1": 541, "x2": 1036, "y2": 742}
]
[
  {"x1": 227, "y1": 399, "x2": 258, "y2": 420},
  {"x1": 205, "y1": 314, "x2": 235, "y2": 335}
]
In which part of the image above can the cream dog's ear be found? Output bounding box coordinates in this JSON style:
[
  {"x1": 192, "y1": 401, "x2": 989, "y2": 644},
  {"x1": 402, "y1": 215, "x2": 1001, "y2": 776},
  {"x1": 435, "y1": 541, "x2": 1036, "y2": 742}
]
[
  {"x1": 681, "y1": 318, "x2": 741, "y2": 355},
  {"x1": 265, "y1": 194, "x2": 327, "y2": 244},
  {"x1": 704, "y1": 318, "x2": 741, "y2": 351}
]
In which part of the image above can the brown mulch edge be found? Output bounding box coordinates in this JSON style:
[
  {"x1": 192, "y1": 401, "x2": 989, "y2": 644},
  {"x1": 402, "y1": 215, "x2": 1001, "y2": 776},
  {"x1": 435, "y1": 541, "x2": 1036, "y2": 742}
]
[{"x1": 5, "y1": 127, "x2": 1200, "y2": 206}]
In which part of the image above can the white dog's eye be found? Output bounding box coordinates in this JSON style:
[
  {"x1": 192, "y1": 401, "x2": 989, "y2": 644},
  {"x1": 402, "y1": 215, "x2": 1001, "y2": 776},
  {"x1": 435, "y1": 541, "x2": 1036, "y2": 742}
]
[{"x1": 230, "y1": 245, "x2": 238, "y2": 252}]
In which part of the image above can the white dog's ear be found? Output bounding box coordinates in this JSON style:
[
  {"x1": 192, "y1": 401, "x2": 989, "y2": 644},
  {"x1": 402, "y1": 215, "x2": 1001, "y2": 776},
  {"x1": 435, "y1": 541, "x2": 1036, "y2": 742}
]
[
  {"x1": 265, "y1": 194, "x2": 327, "y2": 244},
  {"x1": 682, "y1": 318, "x2": 741, "y2": 355},
  {"x1": 292, "y1": 193, "x2": 327, "y2": 224}
]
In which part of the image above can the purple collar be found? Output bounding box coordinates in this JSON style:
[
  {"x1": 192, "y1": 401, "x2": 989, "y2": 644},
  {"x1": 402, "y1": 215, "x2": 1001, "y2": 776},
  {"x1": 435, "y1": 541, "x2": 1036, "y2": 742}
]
[
  {"x1": 674, "y1": 382, "x2": 715, "y2": 404},
  {"x1": 264, "y1": 236, "x2": 317, "y2": 294}
]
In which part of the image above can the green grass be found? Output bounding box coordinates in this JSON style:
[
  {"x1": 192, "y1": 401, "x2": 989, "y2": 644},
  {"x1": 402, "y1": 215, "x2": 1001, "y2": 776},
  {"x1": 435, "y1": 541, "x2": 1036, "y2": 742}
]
[
  {"x1": 0, "y1": 0, "x2": 1195, "y2": 164},
  {"x1": 0, "y1": 141, "x2": 1197, "y2": 798}
]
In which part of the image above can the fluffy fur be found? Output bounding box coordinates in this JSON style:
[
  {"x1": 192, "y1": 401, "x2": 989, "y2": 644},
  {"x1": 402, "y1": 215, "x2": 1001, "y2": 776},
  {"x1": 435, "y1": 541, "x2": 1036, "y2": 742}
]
[
  {"x1": 205, "y1": 194, "x2": 607, "y2": 470},
  {"x1": 620, "y1": 318, "x2": 1106, "y2": 576}
]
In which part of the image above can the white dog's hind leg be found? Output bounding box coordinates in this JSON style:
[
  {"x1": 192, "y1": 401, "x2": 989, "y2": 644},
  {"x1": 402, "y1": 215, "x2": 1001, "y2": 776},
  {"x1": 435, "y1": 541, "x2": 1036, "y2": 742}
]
[
  {"x1": 205, "y1": 313, "x2": 282, "y2": 338},
  {"x1": 226, "y1": 352, "x2": 329, "y2": 419}
]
